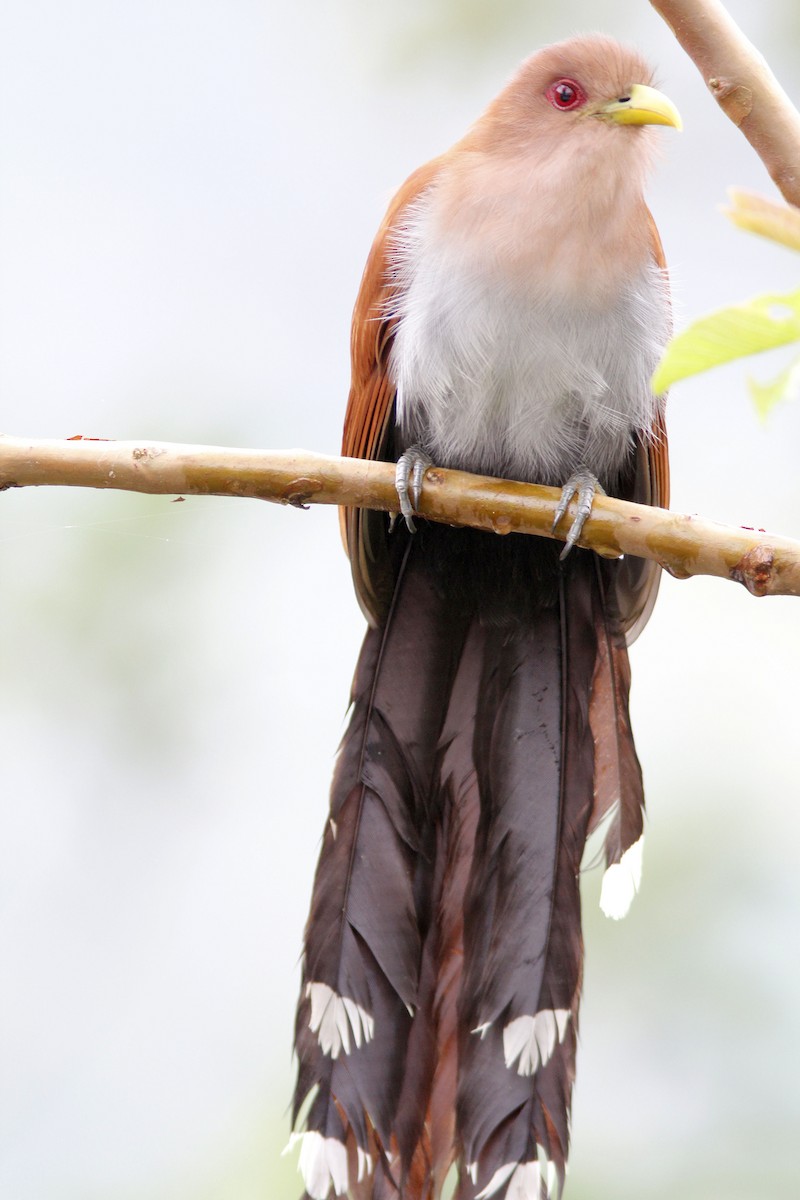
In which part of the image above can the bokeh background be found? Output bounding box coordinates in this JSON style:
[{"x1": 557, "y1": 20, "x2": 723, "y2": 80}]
[{"x1": 1, "y1": 1, "x2": 799, "y2": 1197}]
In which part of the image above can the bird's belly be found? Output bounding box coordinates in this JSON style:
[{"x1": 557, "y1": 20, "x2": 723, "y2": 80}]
[{"x1": 389, "y1": 245, "x2": 669, "y2": 488}]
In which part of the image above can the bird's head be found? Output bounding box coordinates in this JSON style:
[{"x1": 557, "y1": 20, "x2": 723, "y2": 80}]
[{"x1": 476, "y1": 35, "x2": 681, "y2": 154}]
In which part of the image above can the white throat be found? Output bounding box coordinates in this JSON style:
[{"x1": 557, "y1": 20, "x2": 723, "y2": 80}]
[{"x1": 388, "y1": 152, "x2": 669, "y2": 487}]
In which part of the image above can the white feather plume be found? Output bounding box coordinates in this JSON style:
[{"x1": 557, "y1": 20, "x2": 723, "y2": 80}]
[
  {"x1": 283, "y1": 1131, "x2": 349, "y2": 1200},
  {"x1": 502, "y1": 1008, "x2": 571, "y2": 1076},
  {"x1": 599, "y1": 834, "x2": 644, "y2": 919},
  {"x1": 476, "y1": 1156, "x2": 558, "y2": 1200},
  {"x1": 305, "y1": 981, "x2": 375, "y2": 1057}
]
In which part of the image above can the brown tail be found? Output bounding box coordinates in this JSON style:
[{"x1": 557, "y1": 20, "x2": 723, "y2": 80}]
[{"x1": 290, "y1": 528, "x2": 641, "y2": 1200}]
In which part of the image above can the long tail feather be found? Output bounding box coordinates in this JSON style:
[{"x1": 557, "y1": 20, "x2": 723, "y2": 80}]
[
  {"x1": 291, "y1": 538, "x2": 467, "y2": 1198},
  {"x1": 392, "y1": 622, "x2": 485, "y2": 1196},
  {"x1": 429, "y1": 673, "x2": 482, "y2": 1194},
  {"x1": 456, "y1": 556, "x2": 598, "y2": 1200},
  {"x1": 586, "y1": 560, "x2": 645, "y2": 920}
]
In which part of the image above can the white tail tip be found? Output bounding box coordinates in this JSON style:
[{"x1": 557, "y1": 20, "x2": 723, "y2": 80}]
[
  {"x1": 600, "y1": 835, "x2": 644, "y2": 919},
  {"x1": 305, "y1": 981, "x2": 375, "y2": 1057},
  {"x1": 284, "y1": 1131, "x2": 349, "y2": 1199},
  {"x1": 475, "y1": 1155, "x2": 558, "y2": 1199},
  {"x1": 502, "y1": 1009, "x2": 571, "y2": 1076}
]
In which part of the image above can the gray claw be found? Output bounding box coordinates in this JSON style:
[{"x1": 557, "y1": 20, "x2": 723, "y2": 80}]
[
  {"x1": 553, "y1": 466, "x2": 605, "y2": 559},
  {"x1": 395, "y1": 447, "x2": 433, "y2": 533},
  {"x1": 411, "y1": 455, "x2": 427, "y2": 510}
]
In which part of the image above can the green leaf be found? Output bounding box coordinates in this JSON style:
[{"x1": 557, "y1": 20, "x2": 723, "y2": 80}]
[
  {"x1": 747, "y1": 353, "x2": 800, "y2": 422},
  {"x1": 652, "y1": 288, "x2": 800, "y2": 393}
]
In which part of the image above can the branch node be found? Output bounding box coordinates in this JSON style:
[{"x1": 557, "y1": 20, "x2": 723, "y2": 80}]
[
  {"x1": 708, "y1": 77, "x2": 753, "y2": 123},
  {"x1": 283, "y1": 475, "x2": 325, "y2": 508},
  {"x1": 731, "y1": 543, "x2": 775, "y2": 596}
]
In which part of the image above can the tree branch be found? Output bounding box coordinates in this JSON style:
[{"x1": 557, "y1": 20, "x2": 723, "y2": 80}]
[
  {"x1": 2, "y1": 433, "x2": 798, "y2": 597},
  {"x1": 650, "y1": 0, "x2": 800, "y2": 206}
]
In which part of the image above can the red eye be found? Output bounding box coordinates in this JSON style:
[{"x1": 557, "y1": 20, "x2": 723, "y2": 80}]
[{"x1": 546, "y1": 78, "x2": 586, "y2": 111}]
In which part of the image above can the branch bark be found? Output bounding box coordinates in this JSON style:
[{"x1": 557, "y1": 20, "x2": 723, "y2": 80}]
[
  {"x1": 2, "y1": 434, "x2": 798, "y2": 597},
  {"x1": 650, "y1": 0, "x2": 800, "y2": 205}
]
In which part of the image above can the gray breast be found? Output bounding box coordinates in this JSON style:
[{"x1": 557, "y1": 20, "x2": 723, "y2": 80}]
[{"x1": 388, "y1": 206, "x2": 670, "y2": 488}]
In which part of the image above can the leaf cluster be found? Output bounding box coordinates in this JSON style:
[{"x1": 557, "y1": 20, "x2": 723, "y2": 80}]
[{"x1": 653, "y1": 189, "x2": 800, "y2": 419}]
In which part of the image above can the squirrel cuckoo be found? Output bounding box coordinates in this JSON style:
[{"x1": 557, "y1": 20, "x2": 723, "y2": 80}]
[{"x1": 289, "y1": 35, "x2": 680, "y2": 1200}]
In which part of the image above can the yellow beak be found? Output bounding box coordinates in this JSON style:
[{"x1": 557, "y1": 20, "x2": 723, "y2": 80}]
[{"x1": 598, "y1": 83, "x2": 682, "y2": 131}]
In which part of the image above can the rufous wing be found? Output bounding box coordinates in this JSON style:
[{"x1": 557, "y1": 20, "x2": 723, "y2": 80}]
[
  {"x1": 615, "y1": 206, "x2": 671, "y2": 644},
  {"x1": 340, "y1": 158, "x2": 444, "y2": 627}
]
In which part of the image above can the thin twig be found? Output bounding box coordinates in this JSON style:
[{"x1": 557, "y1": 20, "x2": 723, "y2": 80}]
[
  {"x1": 1, "y1": 434, "x2": 798, "y2": 597},
  {"x1": 650, "y1": 0, "x2": 800, "y2": 205}
]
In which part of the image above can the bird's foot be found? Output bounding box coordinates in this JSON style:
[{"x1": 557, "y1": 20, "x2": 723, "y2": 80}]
[
  {"x1": 395, "y1": 446, "x2": 433, "y2": 533},
  {"x1": 552, "y1": 466, "x2": 605, "y2": 559}
]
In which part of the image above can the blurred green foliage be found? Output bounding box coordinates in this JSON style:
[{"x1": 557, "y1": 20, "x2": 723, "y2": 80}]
[{"x1": 654, "y1": 191, "x2": 800, "y2": 419}]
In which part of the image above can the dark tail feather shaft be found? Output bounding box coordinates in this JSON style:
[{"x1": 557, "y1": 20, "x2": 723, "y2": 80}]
[
  {"x1": 428, "y1": 642, "x2": 484, "y2": 1194},
  {"x1": 392, "y1": 622, "x2": 485, "y2": 1196}
]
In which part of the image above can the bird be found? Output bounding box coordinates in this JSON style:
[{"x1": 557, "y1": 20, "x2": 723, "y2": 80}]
[{"x1": 288, "y1": 34, "x2": 680, "y2": 1200}]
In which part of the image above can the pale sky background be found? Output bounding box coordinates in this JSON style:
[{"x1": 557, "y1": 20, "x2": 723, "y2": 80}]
[{"x1": 1, "y1": 2, "x2": 799, "y2": 1198}]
